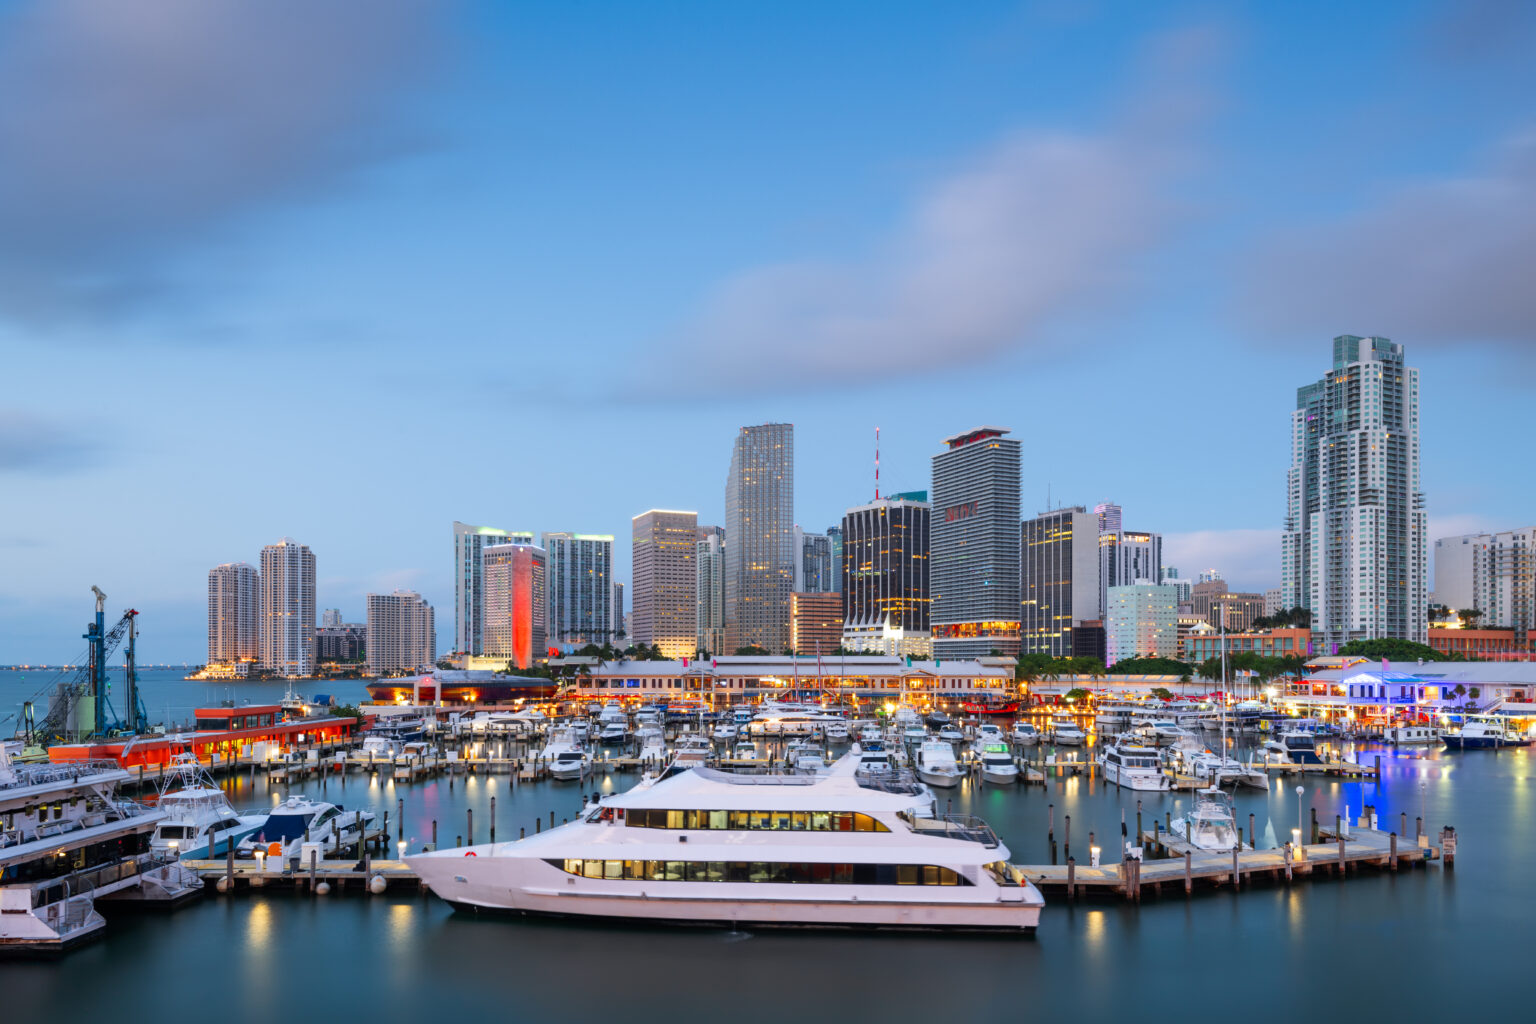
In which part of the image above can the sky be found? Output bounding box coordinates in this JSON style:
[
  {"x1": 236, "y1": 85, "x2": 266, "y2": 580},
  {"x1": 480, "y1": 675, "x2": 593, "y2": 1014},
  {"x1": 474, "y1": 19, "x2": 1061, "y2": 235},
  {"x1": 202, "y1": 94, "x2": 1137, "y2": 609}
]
[{"x1": 3, "y1": 0, "x2": 1535, "y2": 663}]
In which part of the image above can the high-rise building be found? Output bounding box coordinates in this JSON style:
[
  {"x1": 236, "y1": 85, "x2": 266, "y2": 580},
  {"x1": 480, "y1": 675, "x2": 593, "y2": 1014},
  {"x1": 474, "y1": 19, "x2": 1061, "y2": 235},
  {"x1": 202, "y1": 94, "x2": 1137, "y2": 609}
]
[
  {"x1": 790, "y1": 592, "x2": 844, "y2": 656},
  {"x1": 320, "y1": 608, "x2": 342, "y2": 628},
  {"x1": 1098, "y1": 530, "x2": 1163, "y2": 619},
  {"x1": 316, "y1": 624, "x2": 365, "y2": 663},
  {"x1": 611, "y1": 582, "x2": 625, "y2": 641},
  {"x1": 365, "y1": 591, "x2": 435, "y2": 676},
  {"x1": 1105, "y1": 584, "x2": 1179, "y2": 666},
  {"x1": 841, "y1": 495, "x2": 930, "y2": 656},
  {"x1": 724, "y1": 423, "x2": 795, "y2": 653},
  {"x1": 826, "y1": 526, "x2": 843, "y2": 594},
  {"x1": 930, "y1": 427, "x2": 1021, "y2": 658},
  {"x1": 1161, "y1": 567, "x2": 1193, "y2": 604},
  {"x1": 541, "y1": 532, "x2": 614, "y2": 646},
  {"x1": 1197, "y1": 568, "x2": 1223, "y2": 584},
  {"x1": 696, "y1": 525, "x2": 726, "y2": 656},
  {"x1": 1282, "y1": 336, "x2": 1426, "y2": 649},
  {"x1": 1434, "y1": 528, "x2": 1536, "y2": 630},
  {"x1": 1094, "y1": 503, "x2": 1123, "y2": 536},
  {"x1": 1020, "y1": 507, "x2": 1100, "y2": 658},
  {"x1": 454, "y1": 522, "x2": 516, "y2": 656},
  {"x1": 483, "y1": 542, "x2": 546, "y2": 669},
  {"x1": 207, "y1": 562, "x2": 260, "y2": 667},
  {"x1": 794, "y1": 527, "x2": 836, "y2": 593},
  {"x1": 633, "y1": 509, "x2": 698, "y2": 658},
  {"x1": 259, "y1": 538, "x2": 316, "y2": 676},
  {"x1": 1264, "y1": 588, "x2": 1284, "y2": 616}
]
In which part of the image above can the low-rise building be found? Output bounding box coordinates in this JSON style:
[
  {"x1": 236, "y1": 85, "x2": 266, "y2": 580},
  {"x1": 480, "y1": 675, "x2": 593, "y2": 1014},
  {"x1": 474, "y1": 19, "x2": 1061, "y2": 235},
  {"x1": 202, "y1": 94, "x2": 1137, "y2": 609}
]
[
  {"x1": 1427, "y1": 625, "x2": 1534, "y2": 661},
  {"x1": 1184, "y1": 628, "x2": 1313, "y2": 665}
]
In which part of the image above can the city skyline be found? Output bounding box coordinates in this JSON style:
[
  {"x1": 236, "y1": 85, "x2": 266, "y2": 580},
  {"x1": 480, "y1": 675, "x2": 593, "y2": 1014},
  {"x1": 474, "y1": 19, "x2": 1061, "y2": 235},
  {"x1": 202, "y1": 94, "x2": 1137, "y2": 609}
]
[{"x1": 6, "y1": 3, "x2": 1535, "y2": 662}]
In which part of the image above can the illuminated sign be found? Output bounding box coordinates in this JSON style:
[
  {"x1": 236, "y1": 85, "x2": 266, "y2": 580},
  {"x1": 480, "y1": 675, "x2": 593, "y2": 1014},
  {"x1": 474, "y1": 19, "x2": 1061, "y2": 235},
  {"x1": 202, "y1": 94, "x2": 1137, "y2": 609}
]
[{"x1": 945, "y1": 501, "x2": 980, "y2": 523}]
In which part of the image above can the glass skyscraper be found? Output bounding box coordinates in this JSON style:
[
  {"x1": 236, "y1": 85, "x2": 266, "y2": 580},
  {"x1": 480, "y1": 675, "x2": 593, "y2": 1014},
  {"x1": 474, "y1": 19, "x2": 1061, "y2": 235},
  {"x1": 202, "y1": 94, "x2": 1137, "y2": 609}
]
[
  {"x1": 724, "y1": 423, "x2": 795, "y2": 654},
  {"x1": 930, "y1": 427, "x2": 1021, "y2": 658},
  {"x1": 1021, "y1": 507, "x2": 1100, "y2": 658},
  {"x1": 841, "y1": 495, "x2": 930, "y2": 656},
  {"x1": 541, "y1": 532, "x2": 615, "y2": 646}
]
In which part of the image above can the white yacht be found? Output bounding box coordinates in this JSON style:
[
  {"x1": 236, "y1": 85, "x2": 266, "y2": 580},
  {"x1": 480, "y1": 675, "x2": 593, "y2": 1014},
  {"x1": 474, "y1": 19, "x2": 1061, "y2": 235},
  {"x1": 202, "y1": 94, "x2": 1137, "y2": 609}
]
[
  {"x1": 636, "y1": 726, "x2": 667, "y2": 766},
  {"x1": 913, "y1": 740, "x2": 963, "y2": 789},
  {"x1": 235, "y1": 796, "x2": 375, "y2": 861},
  {"x1": 597, "y1": 721, "x2": 631, "y2": 745},
  {"x1": 1010, "y1": 721, "x2": 1039, "y2": 746},
  {"x1": 747, "y1": 710, "x2": 834, "y2": 737},
  {"x1": 823, "y1": 721, "x2": 851, "y2": 743},
  {"x1": 1179, "y1": 749, "x2": 1268, "y2": 790},
  {"x1": 731, "y1": 740, "x2": 761, "y2": 762},
  {"x1": 538, "y1": 728, "x2": 591, "y2": 781},
  {"x1": 1, "y1": 748, "x2": 201, "y2": 953},
  {"x1": 1387, "y1": 724, "x2": 1439, "y2": 745},
  {"x1": 1168, "y1": 789, "x2": 1244, "y2": 851},
  {"x1": 712, "y1": 722, "x2": 738, "y2": 742},
  {"x1": 856, "y1": 722, "x2": 882, "y2": 744},
  {"x1": 407, "y1": 755, "x2": 1044, "y2": 932},
  {"x1": 976, "y1": 744, "x2": 1019, "y2": 785},
  {"x1": 670, "y1": 734, "x2": 713, "y2": 771},
  {"x1": 975, "y1": 723, "x2": 1005, "y2": 746},
  {"x1": 1048, "y1": 715, "x2": 1085, "y2": 746},
  {"x1": 937, "y1": 724, "x2": 965, "y2": 744},
  {"x1": 1100, "y1": 743, "x2": 1169, "y2": 792},
  {"x1": 148, "y1": 757, "x2": 266, "y2": 859}
]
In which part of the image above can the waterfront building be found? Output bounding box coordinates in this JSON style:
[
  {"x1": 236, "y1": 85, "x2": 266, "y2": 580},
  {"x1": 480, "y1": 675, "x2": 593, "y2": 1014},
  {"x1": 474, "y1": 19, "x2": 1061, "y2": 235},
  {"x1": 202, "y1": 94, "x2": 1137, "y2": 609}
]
[
  {"x1": 633, "y1": 509, "x2": 698, "y2": 658},
  {"x1": 1184, "y1": 627, "x2": 1312, "y2": 665},
  {"x1": 365, "y1": 591, "x2": 436, "y2": 676},
  {"x1": 724, "y1": 423, "x2": 795, "y2": 654},
  {"x1": 321, "y1": 608, "x2": 342, "y2": 628},
  {"x1": 207, "y1": 562, "x2": 259, "y2": 668},
  {"x1": 454, "y1": 522, "x2": 522, "y2": 656},
  {"x1": 1264, "y1": 588, "x2": 1283, "y2": 617},
  {"x1": 483, "y1": 542, "x2": 547, "y2": 669},
  {"x1": 1020, "y1": 506, "x2": 1100, "y2": 658},
  {"x1": 612, "y1": 582, "x2": 625, "y2": 642},
  {"x1": 1098, "y1": 529, "x2": 1162, "y2": 619},
  {"x1": 1435, "y1": 528, "x2": 1536, "y2": 631},
  {"x1": 841, "y1": 495, "x2": 931, "y2": 657},
  {"x1": 1282, "y1": 335, "x2": 1427, "y2": 649},
  {"x1": 1094, "y1": 503, "x2": 1122, "y2": 536},
  {"x1": 316, "y1": 623, "x2": 366, "y2": 663},
  {"x1": 696, "y1": 525, "x2": 726, "y2": 656},
  {"x1": 1104, "y1": 584, "x2": 1179, "y2": 666},
  {"x1": 541, "y1": 532, "x2": 615, "y2": 645},
  {"x1": 259, "y1": 538, "x2": 315, "y2": 676},
  {"x1": 1427, "y1": 625, "x2": 1534, "y2": 661},
  {"x1": 930, "y1": 427, "x2": 1021, "y2": 659},
  {"x1": 794, "y1": 527, "x2": 836, "y2": 593},
  {"x1": 826, "y1": 525, "x2": 843, "y2": 594},
  {"x1": 789, "y1": 592, "x2": 844, "y2": 656}
]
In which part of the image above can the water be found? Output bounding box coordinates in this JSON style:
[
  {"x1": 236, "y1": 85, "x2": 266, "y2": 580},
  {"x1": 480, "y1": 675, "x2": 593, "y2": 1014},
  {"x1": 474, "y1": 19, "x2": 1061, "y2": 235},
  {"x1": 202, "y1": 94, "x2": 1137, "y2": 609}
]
[{"x1": 1, "y1": 677, "x2": 1528, "y2": 1020}]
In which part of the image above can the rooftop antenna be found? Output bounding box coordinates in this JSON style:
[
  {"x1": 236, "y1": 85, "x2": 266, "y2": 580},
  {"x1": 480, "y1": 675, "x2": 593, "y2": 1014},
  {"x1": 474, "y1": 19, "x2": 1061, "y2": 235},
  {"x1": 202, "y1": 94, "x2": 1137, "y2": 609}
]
[{"x1": 874, "y1": 426, "x2": 880, "y2": 501}]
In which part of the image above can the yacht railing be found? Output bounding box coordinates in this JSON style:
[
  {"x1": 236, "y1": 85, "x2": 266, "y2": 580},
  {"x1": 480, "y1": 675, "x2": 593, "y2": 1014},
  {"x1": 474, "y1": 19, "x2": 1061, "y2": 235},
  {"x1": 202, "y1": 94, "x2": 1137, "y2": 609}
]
[
  {"x1": 690, "y1": 768, "x2": 818, "y2": 786},
  {"x1": 909, "y1": 814, "x2": 1001, "y2": 849},
  {"x1": 0, "y1": 759, "x2": 125, "y2": 793},
  {"x1": 856, "y1": 768, "x2": 928, "y2": 797},
  {"x1": 39, "y1": 894, "x2": 98, "y2": 937}
]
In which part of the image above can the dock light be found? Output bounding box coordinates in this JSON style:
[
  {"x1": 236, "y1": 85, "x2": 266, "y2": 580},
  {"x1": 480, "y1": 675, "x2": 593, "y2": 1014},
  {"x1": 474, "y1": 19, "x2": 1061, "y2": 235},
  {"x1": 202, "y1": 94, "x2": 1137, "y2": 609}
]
[
  {"x1": 169, "y1": 840, "x2": 178, "y2": 856},
  {"x1": 397, "y1": 840, "x2": 407, "y2": 860},
  {"x1": 255, "y1": 850, "x2": 266, "y2": 871},
  {"x1": 1090, "y1": 845, "x2": 1101, "y2": 868},
  {"x1": 1291, "y1": 829, "x2": 1302, "y2": 860}
]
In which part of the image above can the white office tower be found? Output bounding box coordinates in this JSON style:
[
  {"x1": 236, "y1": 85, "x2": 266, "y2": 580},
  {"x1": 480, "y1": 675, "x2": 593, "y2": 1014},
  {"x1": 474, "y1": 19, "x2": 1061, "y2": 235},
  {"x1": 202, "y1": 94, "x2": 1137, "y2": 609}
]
[
  {"x1": 1098, "y1": 530, "x2": 1163, "y2": 619},
  {"x1": 259, "y1": 538, "x2": 316, "y2": 676},
  {"x1": 1105, "y1": 584, "x2": 1179, "y2": 665},
  {"x1": 366, "y1": 591, "x2": 436, "y2": 676},
  {"x1": 696, "y1": 526, "x2": 726, "y2": 656},
  {"x1": 541, "y1": 532, "x2": 615, "y2": 646},
  {"x1": 1282, "y1": 336, "x2": 1426, "y2": 649},
  {"x1": 207, "y1": 562, "x2": 260, "y2": 666},
  {"x1": 454, "y1": 522, "x2": 519, "y2": 656},
  {"x1": 1094, "y1": 503, "x2": 1123, "y2": 536},
  {"x1": 1434, "y1": 528, "x2": 1536, "y2": 630},
  {"x1": 930, "y1": 427, "x2": 1021, "y2": 658}
]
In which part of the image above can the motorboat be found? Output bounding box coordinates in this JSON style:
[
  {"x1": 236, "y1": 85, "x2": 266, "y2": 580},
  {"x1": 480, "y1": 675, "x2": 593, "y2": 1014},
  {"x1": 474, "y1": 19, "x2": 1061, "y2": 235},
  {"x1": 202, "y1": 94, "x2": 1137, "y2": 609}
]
[
  {"x1": 1168, "y1": 789, "x2": 1244, "y2": 851},
  {"x1": 1010, "y1": 721, "x2": 1039, "y2": 746},
  {"x1": 925, "y1": 710, "x2": 952, "y2": 728},
  {"x1": 1048, "y1": 715, "x2": 1085, "y2": 746},
  {"x1": 636, "y1": 726, "x2": 667, "y2": 765},
  {"x1": 538, "y1": 728, "x2": 591, "y2": 781},
  {"x1": 856, "y1": 721, "x2": 882, "y2": 744},
  {"x1": 236, "y1": 796, "x2": 375, "y2": 861},
  {"x1": 975, "y1": 723, "x2": 1005, "y2": 746},
  {"x1": 913, "y1": 740, "x2": 964, "y2": 789},
  {"x1": 732, "y1": 741, "x2": 761, "y2": 761},
  {"x1": 393, "y1": 741, "x2": 438, "y2": 781},
  {"x1": 149, "y1": 758, "x2": 265, "y2": 859},
  {"x1": 1444, "y1": 720, "x2": 1531, "y2": 750},
  {"x1": 976, "y1": 744, "x2": 1019, "y2": 785},
  {"x1": 1271, "y1": 730, "x2": 1323, "y2": 765},
  {"x1": 598, "y1": 720, "x2": 631, "y2": 745},
  {"x1": 671, "y1": 734, "x2": 713, "y2": 771},
  {"x1": 1094, "y1": 702, "x2": 1139, "y2": 731},
  {"x1": 823, "y1": 721, "x2": 851, "y2": 743},
  {"x1": 407, "y1": 753, "x2": 1044, "y2": 931},
  {"x1": 937, "y1": 724, "x2": 965, "y2": 744},
  {"x1": 1100, "y1": 743, "x2": 1169, "y2": 792},
  {"x1": 712, "y1": 722, "x2": 738, "y2": 741},
  {"x1": 900, "y1": 724, "x2": 930, "y2": 746},
  {"x1": 1180, "y1": 749, "x2": 1268, "y2": 789}
]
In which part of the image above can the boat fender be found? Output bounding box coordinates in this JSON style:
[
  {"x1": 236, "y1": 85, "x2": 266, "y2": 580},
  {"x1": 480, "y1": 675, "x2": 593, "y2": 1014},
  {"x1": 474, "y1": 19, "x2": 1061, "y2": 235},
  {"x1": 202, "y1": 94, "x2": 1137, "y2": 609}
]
[{"x1": 464, "y1": 851, "x2": 477, "y2": 857}]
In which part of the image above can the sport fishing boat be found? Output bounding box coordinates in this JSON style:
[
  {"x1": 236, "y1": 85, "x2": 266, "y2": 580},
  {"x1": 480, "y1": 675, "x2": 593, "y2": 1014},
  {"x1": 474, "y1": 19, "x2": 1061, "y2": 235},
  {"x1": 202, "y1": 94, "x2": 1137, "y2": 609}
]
[
  {"x1": 235, "y1": 796, "x2": 374, "y2": 861},
  {"x1": 1168, "y1": 789, "x2": 1244, "y2": 851},
  {"x1": 406, "y1": 754, "x2": 1045, "y2": 932},
  {"x1": 148, "y1": 756, "x2": 266, "y2": 859},
  {"x1": 636, "y1": 726, "x2": 667, "y2": 765},
  {"x1": 1099, "y1": 743, "x2": 1169, "y2": 791},
  {"x1": 913, "y1": 740, "x2": 964, "y2": 789}
]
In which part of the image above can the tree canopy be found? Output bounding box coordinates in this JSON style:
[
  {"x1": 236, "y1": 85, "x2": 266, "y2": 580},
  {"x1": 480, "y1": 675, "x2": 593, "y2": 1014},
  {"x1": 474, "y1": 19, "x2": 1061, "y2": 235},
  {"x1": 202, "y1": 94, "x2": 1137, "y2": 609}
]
[
  {"x1": 1108, "y1": 656, "x2": 1193, "y2": 677},
  {"x1": 1337, "y1": 638, "x2": 1458, "y2": 662}
]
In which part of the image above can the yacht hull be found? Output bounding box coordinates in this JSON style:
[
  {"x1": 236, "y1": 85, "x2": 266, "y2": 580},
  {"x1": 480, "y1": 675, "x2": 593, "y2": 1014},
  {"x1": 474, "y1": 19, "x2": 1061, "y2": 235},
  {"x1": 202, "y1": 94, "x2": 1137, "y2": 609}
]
[
  {"x1": 981, "y1": 768, "x2": 1019, "y2": 785},
  {"x1": 1104, "y1": 766, "x2": 1169, "y2": 791},
  {"x1": 917, "y1": 769, "x2": 962, "y2": 788}
]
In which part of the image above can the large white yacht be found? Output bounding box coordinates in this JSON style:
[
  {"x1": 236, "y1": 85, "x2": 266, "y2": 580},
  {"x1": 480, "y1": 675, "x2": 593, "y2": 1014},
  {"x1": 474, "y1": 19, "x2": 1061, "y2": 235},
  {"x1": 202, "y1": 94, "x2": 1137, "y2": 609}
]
[
  {"x1": 1, "y1": 747, "x2": 201, "y2": 954},
  {"x1": 1099, "y1": 743, "x2": 1169, "y2": 792},
  {"x1": 913, "y1": 740, "x2": 963, "y2": 789},
  {"x1": 407, "y1": 754, "x2": 1044, "y2": 932},
  {"x1": 148, "y1": 756, "x2": 266, "y2": 859},
  {"x1": 235, "y1": 796, "x2": 374, "y2": 861},
  {"x1": 538, "y1": 727, "x2": 591, "y2": 781}
]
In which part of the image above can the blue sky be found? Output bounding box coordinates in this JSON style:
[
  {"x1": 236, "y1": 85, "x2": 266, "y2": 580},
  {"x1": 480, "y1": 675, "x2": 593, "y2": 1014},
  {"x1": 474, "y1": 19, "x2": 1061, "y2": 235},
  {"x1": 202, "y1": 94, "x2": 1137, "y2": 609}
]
[{"x1": 3, "y1": 0, "x2": 1535, "y2": 662}]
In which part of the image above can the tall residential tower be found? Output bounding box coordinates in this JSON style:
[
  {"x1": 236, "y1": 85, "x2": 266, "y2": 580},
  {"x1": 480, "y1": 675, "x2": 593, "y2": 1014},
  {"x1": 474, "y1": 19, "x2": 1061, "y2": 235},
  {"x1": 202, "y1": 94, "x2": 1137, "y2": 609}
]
[
  {"x1": 259, "y1": 538, "x2": 316, "y2": 676},
  {"x1": 207, "y1": 562, "x2": 260, "y2": 667},
  {"x1": 541, "y1": 532, "x2": 614, "y2": 647},
  {"x1": 1020, "y1": 507, "x2": 1100, "y2": 658}
]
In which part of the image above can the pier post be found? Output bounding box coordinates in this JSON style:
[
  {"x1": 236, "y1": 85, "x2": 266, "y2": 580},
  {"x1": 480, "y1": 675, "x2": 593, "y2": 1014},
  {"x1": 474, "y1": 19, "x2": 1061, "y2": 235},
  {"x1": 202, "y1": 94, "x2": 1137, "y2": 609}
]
[
  {"x1": 226, "y1": 837, "x2": 234, "y2": 892},
  {"x1": 1441, "y1": 826, "x2": 1456, "y2": 868},
  {"x1": 1375, "y1": 755, "x2": 1381, "y2": 780},
  {"x1": 535, "y1": 818, "x2": 541, "y2": 834},
  {"x1": 432, "y1": 820, "x2": 438, "y2": 848},
  {"x1": 1067, "y1": 856, "x2": 1076, "y2": 900},
  {"x1": 1232, "y1": 847, "x2": 1239, "y2": 888},
  {"x1": 1136, "y1": 801, "x2": 1142, "y2": 845},
  {"x1": 1248, "y1": 814, "x2": 1255, "y2": 850},
  {"x1": 550, "y1": 811, "x2": 555, "y2": 829},
  {"x1": 398, "y1": 798, "x2": 404, "y2": 842},
  {"x1": 1310, "y1": 807, "x2": 1318, "y2": 845},
  {"x1": 1064, "y1": 816, "x2": 1071, "y2": 862},
  {"x1": 490, "y1": 798, "x2": 496, "y2": 843},
  {"x1": 310, "y1": 849, "x2": 317, "y2": 892},
  {"x1": 1401, "y1": 811, "x2": 1407, "y2": 837},
  {"x1": 1338, "y1": 836, "x2": 1345, "y2": 874},
  {"x1": 467, "y1": 809, "x2": 474, "y2": 846},
  {"x1": 1047, "y1": 804, "x2": 1055, "y2": 863},
  {"x1": 1284, "y1": 843, "x2": 1292, "y2": 882},
  {"x1": 1415, "y1": 816, "x2": 1422, "y2": 843},
  {"x1": 1165, "y1": 811, "x2": 1170, "y2": 834},
  {"x1": 1184, "y1": 851, "x2": 1192, "y2": 895},
  {"x1": 520, "y1": 827, "x2": 525, "y2": 839},
  {"x1": 456, "y1": 835, "x2": 462, "y2": 848},
  {"x1": 1390, "y1": 832, "x2": 1398, "y2": 870},
  {"x1": 382, "y1": 811, "x2": 389, "y2": 843}
]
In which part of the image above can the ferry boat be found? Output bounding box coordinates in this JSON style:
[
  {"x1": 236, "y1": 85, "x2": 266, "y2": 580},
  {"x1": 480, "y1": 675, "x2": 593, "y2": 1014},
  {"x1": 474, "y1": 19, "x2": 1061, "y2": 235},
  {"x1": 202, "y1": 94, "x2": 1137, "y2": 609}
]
[
  {"x1": 1100, "y1": 743, "x2": 1169, "y2": 791},
  {"x1": 406, "y1": 755, "x2": 1045, "y2": 932},
  {"x1": 2, "y1": 747, "x2": 202, "y2": 954}
]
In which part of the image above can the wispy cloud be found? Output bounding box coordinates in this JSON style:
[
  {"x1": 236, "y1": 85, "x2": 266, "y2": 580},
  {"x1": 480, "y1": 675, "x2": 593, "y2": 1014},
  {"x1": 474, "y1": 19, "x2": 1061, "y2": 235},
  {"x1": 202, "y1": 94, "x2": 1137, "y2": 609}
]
[
  {"x1": 1239, "y1": 130, "x2": 1536, "y2": 352},
  {"x1": 655, "y1": 26, "x2": 1223, "y2": 390},
  {"x1": 0, "y1": 410, "x2": 104, "y2": 474},
  {"x1": 0, "y1": 0, "x2": 451, "y2": 324}
]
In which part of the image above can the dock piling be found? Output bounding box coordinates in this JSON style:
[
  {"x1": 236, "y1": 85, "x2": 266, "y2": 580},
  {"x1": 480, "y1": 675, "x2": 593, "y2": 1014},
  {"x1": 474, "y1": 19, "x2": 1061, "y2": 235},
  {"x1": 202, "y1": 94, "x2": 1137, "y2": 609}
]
[
  {"x1": 490, "y1": 797, "x2": 496, "y2": 843},
  {"x1": 1441, "y1": 826, "x2": 1456, "y2": 868},
  {"x1": 1067, "y1": 856, "x2": 1076, "y2": 900},
  {"x1": 467, "y1": 808, "x2": 474, "y2": 847},
  {"x1": 1390, "y1": 831, "x2": 1397, "y2": 870},
  {"x1": 1248, "y1": 813, "x2": 1255, "y2": 850},
  {"x1": 1184, "y1": 851, "x2": 1192, "y2": 895}
]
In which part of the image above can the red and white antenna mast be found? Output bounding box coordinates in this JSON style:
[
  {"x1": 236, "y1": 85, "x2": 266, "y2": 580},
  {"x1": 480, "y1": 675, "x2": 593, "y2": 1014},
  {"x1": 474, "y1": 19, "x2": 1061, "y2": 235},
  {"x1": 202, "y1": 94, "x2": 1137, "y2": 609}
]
[{"x1": 874, "y1": 426, "x2": 880, "y2": 500}]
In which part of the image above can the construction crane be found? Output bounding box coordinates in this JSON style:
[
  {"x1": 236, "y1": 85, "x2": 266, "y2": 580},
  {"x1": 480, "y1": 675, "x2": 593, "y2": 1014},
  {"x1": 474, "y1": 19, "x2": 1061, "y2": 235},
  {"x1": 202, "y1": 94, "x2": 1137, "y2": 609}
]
[{"x1": 33, "y1": 587, "x2": 147, "y2": 743}]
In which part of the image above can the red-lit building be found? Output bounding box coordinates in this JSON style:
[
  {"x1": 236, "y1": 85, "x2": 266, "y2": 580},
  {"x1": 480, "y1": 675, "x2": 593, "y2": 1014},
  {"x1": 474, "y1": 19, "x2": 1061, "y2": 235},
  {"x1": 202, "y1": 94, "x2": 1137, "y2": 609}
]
[
  {"x1": 47, "y1": 704, "x2": 357, "y2": 769},
  {"x1": 484, "y1": 542, "x2": 547, "y2": 669}
]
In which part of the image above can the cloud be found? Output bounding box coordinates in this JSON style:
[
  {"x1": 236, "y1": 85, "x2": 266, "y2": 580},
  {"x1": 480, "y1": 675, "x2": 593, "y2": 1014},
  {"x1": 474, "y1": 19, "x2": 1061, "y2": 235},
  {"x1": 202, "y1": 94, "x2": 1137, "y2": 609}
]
[
  {"x1": 0, "y1": 410, "x2": 104, "y2": 473},
  {"x1": 1163, "y1": 528, "x2": 1280, "y2": 593},
  {"x1": 658, "y1": 27, "x2": 1222, "y2": 389},
  {"x1": 0, "y1": 0, "x2": 449, "y2": 323},
  {"x1": 1239, "y1": 131, "x2": 1536, "y2": 350}
]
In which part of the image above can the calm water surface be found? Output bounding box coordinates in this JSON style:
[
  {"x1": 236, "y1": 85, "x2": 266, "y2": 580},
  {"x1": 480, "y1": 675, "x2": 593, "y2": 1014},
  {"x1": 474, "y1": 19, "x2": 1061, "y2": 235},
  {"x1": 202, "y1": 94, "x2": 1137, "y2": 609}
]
[{"x1": 1, "y1": 670, "x2": 1529, "y2": 1021}]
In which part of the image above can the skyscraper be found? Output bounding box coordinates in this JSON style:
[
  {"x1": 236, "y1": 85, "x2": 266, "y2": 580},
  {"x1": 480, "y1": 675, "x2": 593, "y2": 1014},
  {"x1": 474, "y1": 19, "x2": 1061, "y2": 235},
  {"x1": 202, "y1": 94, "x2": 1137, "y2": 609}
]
[
  {"x1": 632, "y1": 509, "x2": 698, "y2": 658},
  {"x1": 259, "y1": 538, "x2": 316, "y2": 676},
  {"x1": 789, "y1": 592, "x2": 844, "y2": 655},
  {"x1": 365, "y1": 591, "x2": 436, "y2": 676},
  {"x1": 826, "y1": 526, "x2": 843, "y2": 594},
  {"x1": 207, "y1": 562, "x2": 260, "y2": 666},
  {"x1": 1282, "y1": 335, "x2": 1426, "y2": 649},
  {"x1": 483, "y1": 542, "x2": 546, "y2": 669},
  {"x1": 1098, "y1": 530, "x2": 1163, "y2": 619},
  {"x1": 724, "y1": 423, "x2": 795, "y2": 653},
  {"x1": 454, "y1": 521, "x2": 514, "y2": 656},
  {"x1": 1020, "y1": 507, "x2": 1099, "y2": 658},
  {"x1": 320, "y1": 608, "x2": 342, "y2": 628},
  {"x1": 1105, "y1": 584, "x2": 1179, "y2": 665},
  {"x1": 793, "y1": 527, "x2": 836, "y2": 593},
  {"x1": 695, "y1": 525, "x2": 726, "y2": 656},
  {"x1": 611, "y1": 582, "x2": 625, "y2": 642},
  {"x1": 1434, "y1": 528, "x2": 1536, "y2": 630},
  {"x1": 841, "y1": 495, "x2": 930, "y2": 656},
  {"x1": 541, "y1": 532, "x2": 614, "y2": 646},
  {"x1": 930, "y1": 427, "x2": 1021, "y2": 658},
  {"x1": 1094, "y1": 503, "x2": 1123, "y2": 536}
]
